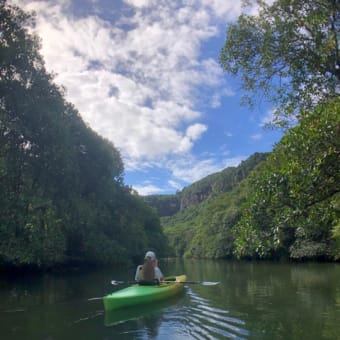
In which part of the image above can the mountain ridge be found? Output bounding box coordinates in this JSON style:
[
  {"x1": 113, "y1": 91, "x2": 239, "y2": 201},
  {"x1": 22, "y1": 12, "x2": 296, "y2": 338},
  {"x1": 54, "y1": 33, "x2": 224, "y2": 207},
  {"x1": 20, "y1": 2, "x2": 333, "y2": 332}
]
[{"x1": 144, "y1": 152, "x2": 268, "y2": 217}]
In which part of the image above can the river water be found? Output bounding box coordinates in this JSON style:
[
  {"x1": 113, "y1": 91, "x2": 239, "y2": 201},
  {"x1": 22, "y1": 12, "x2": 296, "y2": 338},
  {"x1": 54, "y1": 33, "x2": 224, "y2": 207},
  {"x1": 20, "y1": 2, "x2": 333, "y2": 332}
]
[{"x1": 0, "y1": 259, "x2": 339, "y2": 339}]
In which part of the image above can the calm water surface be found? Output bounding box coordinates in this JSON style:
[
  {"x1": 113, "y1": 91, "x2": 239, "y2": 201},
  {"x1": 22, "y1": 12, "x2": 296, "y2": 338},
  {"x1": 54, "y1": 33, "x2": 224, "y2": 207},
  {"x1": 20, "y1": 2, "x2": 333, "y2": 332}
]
[{"x1": 0, "y1": 259, "x2": 339, "y2": 339}]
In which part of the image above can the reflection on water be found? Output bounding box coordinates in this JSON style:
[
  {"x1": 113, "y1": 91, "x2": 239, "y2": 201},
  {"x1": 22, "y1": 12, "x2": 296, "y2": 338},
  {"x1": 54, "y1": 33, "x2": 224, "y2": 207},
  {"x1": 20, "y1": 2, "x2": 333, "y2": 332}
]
[
  {"x1": 0, "y1": 260, "x2": 339, "y2": 339},
  {"x1": 103, "y1": 286, "x2": 248, "y2": 339},
  {"x1": 182, "y1": 288, "x2": 249, "y2": 339},
  {"x1": 104, "y1": 294, "x2": 184, "y2": 326}
]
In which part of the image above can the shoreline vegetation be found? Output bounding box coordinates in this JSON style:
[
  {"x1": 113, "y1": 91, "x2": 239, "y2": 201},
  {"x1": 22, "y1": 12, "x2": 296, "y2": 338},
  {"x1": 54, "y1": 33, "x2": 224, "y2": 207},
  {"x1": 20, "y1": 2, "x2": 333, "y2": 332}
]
[
  {"x1": 0, "y1": 2, "x2": 168, "y2": 271},
  {"x1": 1, "y1": 1, "x2": 339, "y2": 271}
]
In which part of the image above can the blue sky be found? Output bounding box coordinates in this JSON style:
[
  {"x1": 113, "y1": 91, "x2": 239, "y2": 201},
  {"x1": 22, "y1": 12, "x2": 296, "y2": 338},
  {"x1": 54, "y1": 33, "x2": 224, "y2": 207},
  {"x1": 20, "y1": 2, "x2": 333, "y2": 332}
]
[{"x1": 12, "y1": 0, "x2": 282, "y2": 195}]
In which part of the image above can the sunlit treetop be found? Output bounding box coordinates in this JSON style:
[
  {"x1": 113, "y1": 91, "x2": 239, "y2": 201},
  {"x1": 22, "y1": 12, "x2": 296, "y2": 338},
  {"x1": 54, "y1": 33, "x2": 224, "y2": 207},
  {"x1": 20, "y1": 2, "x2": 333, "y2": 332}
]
[{"x1": 220, "y1": 0, "x2": 340, "y2": 127}]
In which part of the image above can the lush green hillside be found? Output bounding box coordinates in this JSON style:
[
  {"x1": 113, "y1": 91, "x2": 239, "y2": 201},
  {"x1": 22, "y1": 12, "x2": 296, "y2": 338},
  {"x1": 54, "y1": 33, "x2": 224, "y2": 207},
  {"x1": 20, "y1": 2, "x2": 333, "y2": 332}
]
[
  {"x1": 161, "y1": 99, "x2": 340, "y2": 261},
  {"x1": 159, "y1": 155, "x2": 266, "y2": 258},
  {"x1": 147, "y1": 153, "x2": 269, "y2": 259},
  {"x1": 146, "y1": 152, "x2": 268, "y2": 217},
  {"x1": 162, "y1": 181, "x2": 250, "y2": 258},
  {"x1": 0, "y1": 2, "x2": 167, "y2": 269}
]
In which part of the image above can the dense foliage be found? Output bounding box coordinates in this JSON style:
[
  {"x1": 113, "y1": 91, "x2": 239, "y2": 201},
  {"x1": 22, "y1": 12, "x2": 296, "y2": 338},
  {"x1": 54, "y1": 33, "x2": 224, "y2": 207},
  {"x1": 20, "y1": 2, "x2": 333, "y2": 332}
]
[
  {"x1": 161, "y1": 0, "x2": 340, "y2": 260},
  {"x1": 220, "y1": 0, "x2": 339, "y2": 125},
  {"x1": 0, "y1": 1, "x2": 167, "y2": 269},
  {"x1": 158, "y1": 154, "x2": 267, "y2": 257},
  {"x1": 161, "y1": 99, "x2": 339, "y2": 261},
  {"x1": 162, "y1": 183, "x2": 248, "y2": 258},
  {"x1": 144, "y1": 194, "x2": 180, "y2": 217},
  {"x1": 233, "y1": 98, "x2": 340, "y2": 260}
]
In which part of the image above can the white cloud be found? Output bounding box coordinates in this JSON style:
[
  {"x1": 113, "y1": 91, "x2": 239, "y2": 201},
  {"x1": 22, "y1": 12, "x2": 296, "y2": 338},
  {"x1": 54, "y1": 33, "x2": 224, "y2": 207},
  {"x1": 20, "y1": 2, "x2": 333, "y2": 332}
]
[
  {"x1": 167, "y1": 155, "x2": 245, "y2": 184},
  {"x1": 200, "y1": 0, "x2": 243, "y2": 21},
  {"x1": 251, "y1": 133, "x2": 263, "y2": 140},
  {"x1": 123, "y1": 0, "x2": 155, "y2": 8},
  {"x1": 186, "y1": 124, "x2": 207, "y2": 140},
  {"x1": 11, "y1": 0, "x2": 239, "y2": 164},
  {"x1": 131, "y1": 153, "x2": 247, "y2": 194},
  {"x1": 260, "y1": 109, "x2": 276, "y2": 127},
  {"x1": 210, "y1": 87, "x2": 235, "y2": 108},
  {"x1": 170, "y1": 159, "x2": 220, "y2": 183},
  {"x1": 10, "y1": 0, "x2": 255, "y2": 192},
  {"x1": 133, "y1": 184, "x2": 165, "y2": 195},
  {"x1": 168, "y1": 180, "x2": 182, "y2": 191}
]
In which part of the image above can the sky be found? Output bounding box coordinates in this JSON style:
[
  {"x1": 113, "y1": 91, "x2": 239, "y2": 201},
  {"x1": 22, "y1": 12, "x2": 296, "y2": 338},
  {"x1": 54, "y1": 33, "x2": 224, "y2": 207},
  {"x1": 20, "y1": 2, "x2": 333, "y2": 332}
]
[{"x1": 11, "y1": 0, "x2": 282, "y2": 195}]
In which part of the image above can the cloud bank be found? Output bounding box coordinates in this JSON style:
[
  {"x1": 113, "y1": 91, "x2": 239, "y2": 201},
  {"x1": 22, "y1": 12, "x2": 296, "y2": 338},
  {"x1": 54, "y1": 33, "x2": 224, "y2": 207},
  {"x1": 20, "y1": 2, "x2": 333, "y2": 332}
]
[{"x1": 11, "y1": 0, "x2": 248, "y2": 194}]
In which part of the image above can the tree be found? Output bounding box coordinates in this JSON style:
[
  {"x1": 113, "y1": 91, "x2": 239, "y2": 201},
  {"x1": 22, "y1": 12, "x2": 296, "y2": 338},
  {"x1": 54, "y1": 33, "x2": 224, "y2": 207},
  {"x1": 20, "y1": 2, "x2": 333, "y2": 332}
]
[
  {"x1": 220, "y1": 0, "x2": 340, "y2": 126},
  {"x1": 0, "y1": 1, "x2": 167, "y2": 269},
  {"x1": 233, "y1": 98, "x2": 340, "y2": 260}
]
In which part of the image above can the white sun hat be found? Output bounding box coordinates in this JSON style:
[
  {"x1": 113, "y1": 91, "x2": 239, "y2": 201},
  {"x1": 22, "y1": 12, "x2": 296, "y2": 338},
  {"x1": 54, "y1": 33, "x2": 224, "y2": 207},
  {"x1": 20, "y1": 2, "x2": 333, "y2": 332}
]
[{"x1": 144, "y1": 251, "x2": 156, "y2": 260}]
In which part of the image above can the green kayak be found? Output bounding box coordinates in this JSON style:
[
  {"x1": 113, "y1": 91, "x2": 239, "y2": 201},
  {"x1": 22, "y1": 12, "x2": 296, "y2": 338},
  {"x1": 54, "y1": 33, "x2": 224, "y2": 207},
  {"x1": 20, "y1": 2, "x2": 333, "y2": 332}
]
[{"x1": 103, "y1": 274, "x2": 187, "y2": 311}]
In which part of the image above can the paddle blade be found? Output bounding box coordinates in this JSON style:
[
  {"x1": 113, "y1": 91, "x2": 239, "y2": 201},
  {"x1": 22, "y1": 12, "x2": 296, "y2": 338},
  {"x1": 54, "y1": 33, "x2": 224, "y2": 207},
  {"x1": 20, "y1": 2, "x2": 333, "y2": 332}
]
[
  {"x1": 200, "y1": 281, "x2": 220, "y2": 286},
  {"x1": 88, "y1": 297, "x2": 103, "y2": 301},
  {"x1": 111, "y1": 280, "x2": 125, "y2": 285},
  {"x1": 163, "y1": 280, "x2": 220, "y2": 286}
]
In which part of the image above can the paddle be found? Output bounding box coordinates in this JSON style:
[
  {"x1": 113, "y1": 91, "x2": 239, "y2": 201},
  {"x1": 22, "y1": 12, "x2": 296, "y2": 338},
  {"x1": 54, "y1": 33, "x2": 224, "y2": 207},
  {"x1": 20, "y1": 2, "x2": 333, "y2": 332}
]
[
  {"x1": 88, "y1": 280, "x2": 220, "y2": 301},
  {"x1": 110, "y1": 280, "x2": 220, "y2": 286},
  {"x1": 165, "y1": 280, "x2": 220, "y2": 286}
]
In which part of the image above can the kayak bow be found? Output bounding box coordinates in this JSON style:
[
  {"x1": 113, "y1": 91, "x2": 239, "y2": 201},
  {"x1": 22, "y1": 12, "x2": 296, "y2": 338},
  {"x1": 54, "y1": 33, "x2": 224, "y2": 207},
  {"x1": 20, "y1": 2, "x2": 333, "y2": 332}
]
[{"x1": 103, "y1": 274, "x2": 186, "y2": 311}]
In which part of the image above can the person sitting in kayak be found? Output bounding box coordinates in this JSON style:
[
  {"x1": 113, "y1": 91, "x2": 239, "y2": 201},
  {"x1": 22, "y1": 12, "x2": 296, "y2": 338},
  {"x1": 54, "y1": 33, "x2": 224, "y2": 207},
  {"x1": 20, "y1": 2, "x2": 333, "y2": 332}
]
[{"x1": 135, "y1": 251, "x2": 164, "y2": 285}]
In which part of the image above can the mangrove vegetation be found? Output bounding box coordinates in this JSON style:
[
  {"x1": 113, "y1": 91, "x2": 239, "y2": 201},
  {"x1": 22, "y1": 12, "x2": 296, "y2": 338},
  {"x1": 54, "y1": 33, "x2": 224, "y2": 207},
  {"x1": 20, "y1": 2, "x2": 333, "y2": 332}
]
[{"x1": 0, "y1": 1, "x2": 167, "y2": 269}]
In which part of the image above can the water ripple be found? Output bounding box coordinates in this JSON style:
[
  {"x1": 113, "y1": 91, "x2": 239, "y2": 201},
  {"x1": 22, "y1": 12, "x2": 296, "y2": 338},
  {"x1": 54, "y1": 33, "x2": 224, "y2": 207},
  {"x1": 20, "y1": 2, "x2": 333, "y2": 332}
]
[
  {"x1": 104, "y1": 287, "x2": 249, "y2": 339},
  {"x1": 181, "y1": 288, "x2": 249, "y2": 339}
]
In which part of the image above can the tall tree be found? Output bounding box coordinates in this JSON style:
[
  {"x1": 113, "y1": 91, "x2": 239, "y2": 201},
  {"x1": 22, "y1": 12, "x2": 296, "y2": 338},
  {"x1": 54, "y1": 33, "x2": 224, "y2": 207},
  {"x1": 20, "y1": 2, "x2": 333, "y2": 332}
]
[
  {"x1": 220, "y1": 0, "x2": 340, "y2": 126},
  {"x1": 233, "y1": 98, "x2": 340, "y2": 260},
  {"x1": 0, "y1": 1, "x2": 167, "y2": 268}
]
